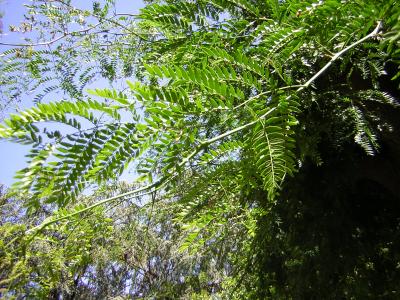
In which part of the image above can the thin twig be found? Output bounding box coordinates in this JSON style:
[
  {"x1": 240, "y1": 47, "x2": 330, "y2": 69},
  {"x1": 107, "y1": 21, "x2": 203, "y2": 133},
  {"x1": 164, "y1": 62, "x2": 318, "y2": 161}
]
[
  {"x1": 115, "y1": 13, "x2": 140, "y2": 18},
  {"x1": 0, "y1": 23, "x2": 102, "y2": 47},
  {"x1": 232, "y1": 84, "x2": 305, "y2": 111}
]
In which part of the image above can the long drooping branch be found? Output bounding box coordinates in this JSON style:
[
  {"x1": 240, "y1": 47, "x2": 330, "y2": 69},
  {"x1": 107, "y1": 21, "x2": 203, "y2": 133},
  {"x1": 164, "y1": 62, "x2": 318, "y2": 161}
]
[
  {"x1": 26, "y1": 107, "x2": 276, "y2": 234},
  {"x1": 25, "y1": 21, "x2": 382, "y2": 235}
]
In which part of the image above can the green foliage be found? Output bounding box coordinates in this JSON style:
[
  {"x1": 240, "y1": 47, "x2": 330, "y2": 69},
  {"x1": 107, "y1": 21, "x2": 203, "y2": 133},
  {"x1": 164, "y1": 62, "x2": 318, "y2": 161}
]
[
  {"x1": 1, "y1": 0, "x2": 400, "y2": 298},
  {"x1": 0, "y1": 94, "x2": 140, "y2": 208},
  {"x1": 0, "y1": 187, "x2": 114, "y2": 298}
]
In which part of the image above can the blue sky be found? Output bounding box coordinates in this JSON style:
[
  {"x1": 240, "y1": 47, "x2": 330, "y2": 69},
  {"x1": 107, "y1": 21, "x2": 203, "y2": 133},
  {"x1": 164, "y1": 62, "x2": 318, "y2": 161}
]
[{"x1": 0, "y1": 0, "x2": 145, "y2": 186}]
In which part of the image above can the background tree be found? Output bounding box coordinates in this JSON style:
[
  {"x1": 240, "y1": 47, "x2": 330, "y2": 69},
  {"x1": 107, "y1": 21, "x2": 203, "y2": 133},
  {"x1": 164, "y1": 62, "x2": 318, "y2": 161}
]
[
  {"x1": 0, "y1": 0, "x2": 146, "y2": 115},
  {"x1": 0, "y1": 183, "x2": 230, "y2": 298},
  {"x1": 1, "y1": 0, "x2": 400, "y2": 298}
]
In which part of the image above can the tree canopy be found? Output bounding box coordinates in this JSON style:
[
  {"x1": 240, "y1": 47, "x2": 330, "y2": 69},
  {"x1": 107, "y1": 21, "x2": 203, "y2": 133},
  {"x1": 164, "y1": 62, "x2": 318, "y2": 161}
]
[{"x1": 1, "y1": 0, "x2": 400, "y2": 298}]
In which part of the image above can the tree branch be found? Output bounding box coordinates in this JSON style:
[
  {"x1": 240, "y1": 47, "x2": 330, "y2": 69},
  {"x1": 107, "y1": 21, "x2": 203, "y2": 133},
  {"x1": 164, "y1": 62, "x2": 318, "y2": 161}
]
[
  {"x1": 25, "y1": 107, "x2": 277, "y2": 234},
  {"x1": 298, "y1": 21, "x2": 382, "y2": 92},
  {"x1": 24, "y1": 21, "x2": 382, "y2": 235}
]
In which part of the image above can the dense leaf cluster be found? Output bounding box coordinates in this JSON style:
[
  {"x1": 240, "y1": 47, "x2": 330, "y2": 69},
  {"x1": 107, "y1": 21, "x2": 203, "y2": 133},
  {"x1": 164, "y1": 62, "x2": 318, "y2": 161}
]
[{"x1": 1, "y1": 0, "x2": 400, "y2": 298}]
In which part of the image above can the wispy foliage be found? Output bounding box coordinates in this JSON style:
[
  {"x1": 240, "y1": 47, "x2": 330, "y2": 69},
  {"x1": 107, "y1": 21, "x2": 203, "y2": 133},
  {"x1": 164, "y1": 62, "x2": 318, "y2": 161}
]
[{"x1": 1, "y1": 0, "x2": 400, "y2": 298}]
